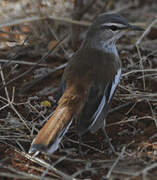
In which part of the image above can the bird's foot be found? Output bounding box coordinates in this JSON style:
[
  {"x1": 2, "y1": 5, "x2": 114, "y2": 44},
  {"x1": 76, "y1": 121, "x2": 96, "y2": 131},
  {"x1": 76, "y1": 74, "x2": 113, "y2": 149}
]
[{"x1": 103, "y1": 129, "x2": 119, "y2": 156}]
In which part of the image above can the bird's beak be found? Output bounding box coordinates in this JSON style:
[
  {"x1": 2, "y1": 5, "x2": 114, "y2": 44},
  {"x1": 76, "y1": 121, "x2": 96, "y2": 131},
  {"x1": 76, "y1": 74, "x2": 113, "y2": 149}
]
[
  {"x1": 127, "y1": 24, "x2": 144, "y2": 31},
  {"x1": 112, "y1": 24, "x2": 144, "y2": 42}
]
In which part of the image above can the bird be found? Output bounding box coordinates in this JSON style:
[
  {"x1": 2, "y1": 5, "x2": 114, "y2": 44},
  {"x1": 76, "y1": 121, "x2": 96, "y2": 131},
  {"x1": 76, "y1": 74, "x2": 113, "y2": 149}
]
[{"x1": 29, "y1": 13, "x2": 143, "y2": 154}]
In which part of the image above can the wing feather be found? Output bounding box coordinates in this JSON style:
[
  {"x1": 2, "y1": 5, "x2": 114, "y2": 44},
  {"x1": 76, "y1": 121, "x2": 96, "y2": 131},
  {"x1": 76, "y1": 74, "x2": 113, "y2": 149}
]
[
  {"x1": 89, "y1": 68, "x2": 121, "y2": 133},
  {"x1": 77, "y1": 68, "x2": 121, "y2": 135}
]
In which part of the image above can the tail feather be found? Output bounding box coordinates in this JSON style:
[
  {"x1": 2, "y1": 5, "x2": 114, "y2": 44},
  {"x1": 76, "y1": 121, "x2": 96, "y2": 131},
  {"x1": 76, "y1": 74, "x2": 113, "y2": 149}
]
[{"x1": 29, "y1": 86, "x2": 82, "y2": 154}]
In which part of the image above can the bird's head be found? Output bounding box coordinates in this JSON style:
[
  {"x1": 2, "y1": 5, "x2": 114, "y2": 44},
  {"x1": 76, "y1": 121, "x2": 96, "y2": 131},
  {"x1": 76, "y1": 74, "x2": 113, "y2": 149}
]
[{"x1": 86, "y1": 13, "x2": 143, "y2": 45}]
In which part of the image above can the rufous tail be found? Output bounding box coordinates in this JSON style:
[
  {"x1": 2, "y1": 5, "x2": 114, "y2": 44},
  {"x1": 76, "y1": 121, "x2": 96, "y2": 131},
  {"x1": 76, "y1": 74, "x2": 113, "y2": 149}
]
[{"x1": 29, "y1": 86, "x2": 82, "y2": 154}]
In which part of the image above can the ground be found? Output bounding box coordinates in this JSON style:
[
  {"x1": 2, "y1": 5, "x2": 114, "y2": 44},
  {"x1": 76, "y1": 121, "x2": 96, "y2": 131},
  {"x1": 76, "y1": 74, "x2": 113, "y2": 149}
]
[{"x1": 0, "y1": 0, "x2": 157, "y2": 179}]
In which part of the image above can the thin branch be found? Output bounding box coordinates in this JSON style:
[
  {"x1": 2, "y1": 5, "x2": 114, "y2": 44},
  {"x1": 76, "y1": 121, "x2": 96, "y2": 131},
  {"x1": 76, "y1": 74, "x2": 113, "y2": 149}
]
[
  {"x1": 0, "y1": 15, "x2": 90, "y2": 29},
  {"x1": 122, "y1": 68, "x2": 157, "y2": 77},
  {"x1": 18, "y1": 63, "x2": 67, "y2": 94},
  {"x1": 21, "y1": 151, "x2": 73, "y2": 180},
  {"x1": 136, "y1": 17, "x2": 157, "y2": 45},
  {"x1": 0, "y1": 33, "x2": 68, "y2": 90},
  {"x1": 0, "y1": 65, "x2": 31, "y2": 131},
  {"x1": 104, "y1": 146, "x2": 126, "y2": 179},
  {"x1": 136, "y1": 17, "x2": 157, "y2": 90},
  {"x1": 0, "y1": 59, "x2": 47, "y2": 66}
]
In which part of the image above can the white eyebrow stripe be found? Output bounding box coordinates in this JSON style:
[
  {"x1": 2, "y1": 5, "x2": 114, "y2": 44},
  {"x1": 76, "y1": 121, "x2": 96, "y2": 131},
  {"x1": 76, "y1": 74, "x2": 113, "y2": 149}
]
[{"x1": 102, "y1": 23, "x2": 126, "y2": 28}]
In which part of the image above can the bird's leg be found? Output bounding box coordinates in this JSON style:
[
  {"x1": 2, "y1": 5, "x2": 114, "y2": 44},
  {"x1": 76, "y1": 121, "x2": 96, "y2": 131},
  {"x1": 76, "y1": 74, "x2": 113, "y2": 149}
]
[
  {"x1": 78, "y1": 134, "x2": 83, "y2": 154},
  {"x1": 75, "y1": 118, "x2": 82, "y2": 154},
  {"x1": 75, "y1": 119, "x2": 84, "y2": 155},
  {"x1": 103, "y1": 127, "x2": 117, "y2": 155},
  {"x1": 78, "y1": 134, "x2": 88, "y2": 156}
]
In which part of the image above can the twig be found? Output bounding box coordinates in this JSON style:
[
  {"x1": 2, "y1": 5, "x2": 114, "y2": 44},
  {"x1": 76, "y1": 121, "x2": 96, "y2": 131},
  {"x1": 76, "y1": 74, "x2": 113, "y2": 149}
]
[
  {"x1": 72, "y1": 0, "x2": 95, "y2": 20},
  {"x1": 107, "y1": 2, "x2": 134, "y2": 14},
  {"x1": 65, "y1": 137, "x2": 104, "y2": 154},
  {"x1": 47, "y1": 23, "x2": 68, "y2": 56},
  {"x1": 71, "y1": 0, "x2": 94, "y2": 48},
  {"x1": 0, "y1": 65, "x2": 31, "y2": 131},
  {"x1": 108, "y1": 102, "x2": 134, "y2": 115},
  {"x1": 136, "y1": 17, "x2": 157, "y2": 45},
  {"x1": 122, "y1": 68, "x2": 157, "y2": 77},
  {"x1": 20, "y1": 151, "x2": 73, "y2": 180},
  {"x1": 0, "y1": 33, "x2": 68, "y2": 90},
  {"x1": 18, "y1": 63, "x2": 67, "y2": 94},
  {"x1": 0, "y1": 15, "x2": 90, "y2": 29},
  {"x1": 103, "y1": 146, "x2": 126, "y2": 179},
  {"x1": 0, "y1": 167, "x2": 53, "y2": 180},
  {"x1": 136, "y1": 17, "x2": 157, "y2": 90},
  {"x1": 107, "y1": 115, "x2": 156, "y2": 127},
  {"x1": 128, "y1": 162, "x2": 157, "y2": 179},
  {"x1": 0, "y1": 59, "x2": 47, "y2": 66},
  {"x1": 136, "y1": 45, "x2": 146, "y2": 90}
]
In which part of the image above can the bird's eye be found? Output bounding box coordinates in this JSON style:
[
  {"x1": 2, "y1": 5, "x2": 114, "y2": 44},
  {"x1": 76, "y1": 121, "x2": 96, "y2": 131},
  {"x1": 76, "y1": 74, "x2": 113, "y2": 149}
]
[{"x1": 109, "y1": 25, "x2": 118, "y2": 31}]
